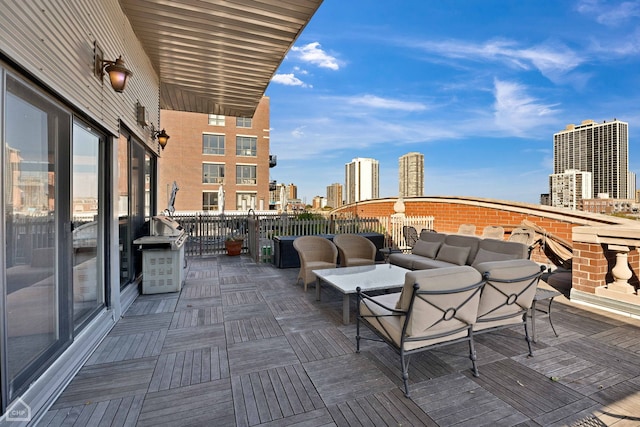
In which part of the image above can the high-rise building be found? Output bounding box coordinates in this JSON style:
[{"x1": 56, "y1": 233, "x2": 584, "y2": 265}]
[
  {"x1": 398, "y1": 152, "x2": 424, "y2": 197},
  {"x1": 628, "y1": 172, "x2": 636, "y2": 202},
  {"x1": 549, "y1": 169, "x2": 593, "y2": 210},
  {"x1": 552, "y1": 119, "x2": 629, "y2": 201},
  {"x1": 287, "y1": 183, "x2": 297, "y2": 200},
  {"x1": 326, "y1": 183, "x2": 343, "y2": 208},
  {"x1": 159, "y1": 96, "x2": 274, "y2": 211},
  {"x1": 312, "y1": 196, "x2": 325, "y2": 209},
  {"x1": 345, "y1": 158, "x2": 379, "y2": 204}
]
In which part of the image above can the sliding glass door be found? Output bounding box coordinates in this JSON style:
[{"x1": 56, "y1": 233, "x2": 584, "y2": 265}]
[
  {"x1": 2, "y1": 72, "x2": 108, "y2": 405},
  {"x1": 3, "y1": 74, "x2": 71, "y2": 401}
]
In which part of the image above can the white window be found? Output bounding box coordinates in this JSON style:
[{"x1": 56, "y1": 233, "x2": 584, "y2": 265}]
[{"x1": 208, "y1": 114, "x2": 225, "y2": 126}]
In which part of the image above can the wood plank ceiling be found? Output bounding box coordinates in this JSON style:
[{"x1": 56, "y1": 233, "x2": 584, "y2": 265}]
[{"x1": 120, "y1": 0, "x2": 323, "y2": 117}]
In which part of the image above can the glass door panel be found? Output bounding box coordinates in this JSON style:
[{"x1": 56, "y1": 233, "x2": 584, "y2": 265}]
[
  {"x1": 72, "y1": 123, "x2": 104, "y2": 326},
  {"x1": 4, "y1": 75, "x2": 70, "y2": 399}
]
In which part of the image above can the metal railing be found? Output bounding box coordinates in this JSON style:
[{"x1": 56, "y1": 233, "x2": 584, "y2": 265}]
[{"x1": 175, "y1": 212, "x2": 434, "y2": 262}]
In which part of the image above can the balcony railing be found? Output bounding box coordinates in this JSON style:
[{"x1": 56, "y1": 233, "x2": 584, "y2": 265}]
[{"x1": 173, "y1": 212, "x2": 434, "y2": 261}]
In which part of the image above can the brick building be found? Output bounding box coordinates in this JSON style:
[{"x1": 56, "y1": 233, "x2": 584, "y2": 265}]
[{"x1": 158, "y1": 96, "x2": 273, "y2": 212}]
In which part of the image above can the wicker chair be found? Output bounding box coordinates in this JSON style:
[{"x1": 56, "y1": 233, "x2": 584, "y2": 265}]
[
  {"x1": 402, "y1": 226, "x2": 419, "y2": 249},
  {"x1": 293, "y1": 236, "x2": 338, "y2": 291},
  {"x1": 481, "y1": 225, "x2": 505, "y2": 240},
  {"x1": 333, "y1": 234, "x2": 377, "y2": 267}
]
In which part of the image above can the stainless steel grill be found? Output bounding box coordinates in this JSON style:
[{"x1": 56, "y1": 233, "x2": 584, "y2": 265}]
[{"x1": 134, "y1": 215, "x2": 187, "y2": 294}]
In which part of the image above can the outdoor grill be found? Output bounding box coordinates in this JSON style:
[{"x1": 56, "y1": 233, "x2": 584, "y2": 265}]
[{"x1": 133, "y1": 215, "x2": 187, "y2": 294}]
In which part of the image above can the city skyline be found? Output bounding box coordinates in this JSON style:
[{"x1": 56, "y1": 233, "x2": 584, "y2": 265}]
[{"x1": 265, "y1": 0, "x2": 640, "y2": 205}]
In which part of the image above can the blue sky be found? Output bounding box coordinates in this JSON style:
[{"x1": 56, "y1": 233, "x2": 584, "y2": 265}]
[{"x1": 265, "y1": 0, "x2": 640, "y2": 205}]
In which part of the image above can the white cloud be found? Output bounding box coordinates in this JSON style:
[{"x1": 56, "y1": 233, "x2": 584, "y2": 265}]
[
  {"x1": 271, "y1": 73, "x2": 311, "y2": 88},
  {"x1": 415, "y1": 38, "x2": 582, "y2": 83},
  {"x1": 291, "y1": 126, "x2": 306, "y2": 138},
  {"x1": 577, "y1": 0, "x2": 640, "y2": 26},
  {"x1": 493, "y1": 79, "x2": 559, "y2": 136},
  {"x1": 290, "y1": 42, "x2": 340, "y2": 70},
  {"x1": 345, "y1": 94, "x2": 427, "y2": 111}
]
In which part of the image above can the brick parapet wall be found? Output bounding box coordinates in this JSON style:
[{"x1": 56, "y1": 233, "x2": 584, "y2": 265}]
[{"x1": 333, "y1": 196, "x2": 640, "y2": 298}]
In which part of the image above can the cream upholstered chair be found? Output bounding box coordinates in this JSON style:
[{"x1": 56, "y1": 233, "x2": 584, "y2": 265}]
[
  {"x1": 457, "y1": 223, "x2": 476, "y2": 235},
  {"x1": 333, "y1": 234, "x2": 377, "y2": 267},
  {"x1": 292, "y1": 236, "x2": 338, "y2": 291},
  {"x1": 481, "y1": 225, "x2": 505, "y2": 240},
  {"x1": 356, "y1": 266, "x2": 484, "y2": 397},
  {"x1": 473, "y1": 259, "x2": 545, "y2": 356}
]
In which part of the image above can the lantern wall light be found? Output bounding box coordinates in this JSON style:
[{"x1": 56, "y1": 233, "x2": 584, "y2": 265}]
[
  {"x1": 151, "y1": 125, "x2": 170, "y2": 150},
  {"x1": 94, "y1": 42, "x2": 132, "y2": 93}
]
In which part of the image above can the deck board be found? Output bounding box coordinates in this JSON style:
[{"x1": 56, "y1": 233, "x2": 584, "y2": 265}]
[{"x1": 44, "y1": 255, "x2": 640, "y2": 426}]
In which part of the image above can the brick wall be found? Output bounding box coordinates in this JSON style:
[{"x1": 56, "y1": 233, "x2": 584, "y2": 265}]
[
  {"x1": 158, "y1": 96, "x2": 271, "y2": 211},
  {"x1": 332, "y1": 197, "x2": 640, "y2": 297}
]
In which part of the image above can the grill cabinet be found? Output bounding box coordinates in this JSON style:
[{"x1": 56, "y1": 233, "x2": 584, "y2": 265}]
[{"x1": 134, "y1": 215, "x2": 187, "y2": 294}]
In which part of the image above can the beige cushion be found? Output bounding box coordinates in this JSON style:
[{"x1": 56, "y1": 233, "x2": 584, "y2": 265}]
[
  {"x1": 395, "y1": 266, "x2": 480, "y2": 311},
  {"x1": 474, "y1": 259, "x2": 541, "y2": 330},
  {"x1": 361, "y1": 294, "x2": 471, "y2": 350},
  {"x1": 364, "y1": 266, "x2": 483, "y2": 348},
  {"x1": 412, "y1": 240, "x2": 441, "y2": 258},
  {"x1": 471, "y1": 248, "x2": 519, "y2": 267},
  {"x1": 435, "y1": 244, "x2": 470, "y2": 266}
]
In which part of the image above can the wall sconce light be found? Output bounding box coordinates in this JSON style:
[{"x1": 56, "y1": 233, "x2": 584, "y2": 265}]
[
  {"x1": 94, "y1": 43, "x2": 132, "y2": 93},
  {"x1": 151, "y1": 126, "x2": 170, "y2": 150}
]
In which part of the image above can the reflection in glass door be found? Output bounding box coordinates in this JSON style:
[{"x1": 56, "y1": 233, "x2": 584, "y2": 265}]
[
  {"x1": 72, "y1": 123, "x2": 105, "y2": 327},
  {"x1": 3, "y1": 75, "x2": 71, "y2": 400}
]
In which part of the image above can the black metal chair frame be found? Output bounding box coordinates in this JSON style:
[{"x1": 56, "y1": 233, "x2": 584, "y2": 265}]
[
  {"x1": 356, "y1": 280, "x2": 485, "y2": 397},
  {"x1": 473, "y1": 266, "x2": 545, "y2": 357},
  {"x1": 402, "y1": 225, "x2": 419, "y2": 248}
]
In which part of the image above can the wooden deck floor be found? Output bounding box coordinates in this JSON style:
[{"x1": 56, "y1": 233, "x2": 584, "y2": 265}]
[{"x1": 42, "y1": 256, "x2": 640, "y2": 426}]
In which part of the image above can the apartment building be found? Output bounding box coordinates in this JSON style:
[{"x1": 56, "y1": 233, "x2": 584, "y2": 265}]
[
  {"x1": 345, "y1": 157, "x2": 379, "y2": 204},
  {"x1": 326, "y1": 183, "x2": 344, "y2": 208},
  {"x1": 399, "y1": 152, "x2": 424, "y2": 197},
  {"x1": 552, "y1": 119, "x2": 629, "y2": 201},
  {"x1": 159, "y1": 96, "x2": 274, "y2": 212},
  {"x1": 549, "y1": 169, "x2": 593, "y2": 210}
]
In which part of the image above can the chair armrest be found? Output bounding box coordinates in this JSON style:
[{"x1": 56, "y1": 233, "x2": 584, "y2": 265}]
[{"x1": 356, "y1": 287, "x2": 407, "y2": 316}]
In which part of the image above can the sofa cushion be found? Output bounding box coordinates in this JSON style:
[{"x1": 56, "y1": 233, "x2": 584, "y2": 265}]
[
  {"x1": 393, "y1": 267, "x2": 483, "y2": 336},
  {"x1": 435, "y1": 244, "x2": 470, "y2": 266},
  {"x1": 473, "y1": 259, "x2": 542, "y2": 331},
  {"x1": 388, "y1": 253, "x2": 420, "y2": 269},
  {"x1": 419, "y1": 231, "x2": 447, "y2": 244},
  {"x1": 443, "y1": 234, "x2": 480, "y2": 264},
  {"x1": 471, "y1": 248, "x2": 519, "y2": 267},
  {"x1": 412, "y1": 258, "x2": 459, "y2": 270},
  {"x1": 478, "y1": 238, "x2": 528, "y2": 260},
  {"x1": 412, "y1": 240, "x2": 441, "y2": 258}
]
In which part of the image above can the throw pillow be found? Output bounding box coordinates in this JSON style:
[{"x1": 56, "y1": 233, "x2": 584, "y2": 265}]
[
  {"x1": 412, "y1": 240, "x2": 441, "y2": 258},
  {"x1": 471, "y1": 248, "x2": 519, "y2": 267},
  {"x1": 435, "y1": 244, "x2": 470, "y2": 265}
]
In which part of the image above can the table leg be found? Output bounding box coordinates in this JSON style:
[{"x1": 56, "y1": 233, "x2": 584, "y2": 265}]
[
  {"x1": 342, "y1": 294, "x2": 350, "y2": 325},
  {"x1": 316, "y1": 278, "x2": 321, "y2": 301}
]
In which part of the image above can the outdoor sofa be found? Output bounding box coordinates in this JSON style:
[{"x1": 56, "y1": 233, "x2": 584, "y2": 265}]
[{"x1": 388, "y1": 231, "x2": 528, "y2": 271}]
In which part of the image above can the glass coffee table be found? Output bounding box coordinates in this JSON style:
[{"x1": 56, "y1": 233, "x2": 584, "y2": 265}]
[{"x1": 313, "y1": 264, "x2": 410, "y2": 324}]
